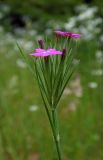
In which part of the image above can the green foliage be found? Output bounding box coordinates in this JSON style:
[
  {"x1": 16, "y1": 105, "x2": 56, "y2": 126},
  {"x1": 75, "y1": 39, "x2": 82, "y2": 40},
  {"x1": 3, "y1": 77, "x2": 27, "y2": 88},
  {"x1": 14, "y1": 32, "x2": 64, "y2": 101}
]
[
  {"x1": 17, "y1": 36, "x2": 79, "y2": 160},
  {"x1": 0, "y1": 0, "x2": 81, "y2": 18},
  {"x1": 0, "y1": 1, "x2": 103, "y2": 157},
  {"x1": 1, "y1": 0, "x2": 103, "y2": 17},
  {"x1": 0, "y1": 29, "x2": 103, "y2": 159}
]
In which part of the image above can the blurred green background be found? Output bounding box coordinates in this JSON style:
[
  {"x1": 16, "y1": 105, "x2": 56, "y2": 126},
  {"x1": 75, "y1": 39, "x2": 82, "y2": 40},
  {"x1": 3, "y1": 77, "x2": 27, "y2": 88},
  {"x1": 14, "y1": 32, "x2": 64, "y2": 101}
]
[{"x1": 0, "y1": 0, "x2": 103, "y2": 160}]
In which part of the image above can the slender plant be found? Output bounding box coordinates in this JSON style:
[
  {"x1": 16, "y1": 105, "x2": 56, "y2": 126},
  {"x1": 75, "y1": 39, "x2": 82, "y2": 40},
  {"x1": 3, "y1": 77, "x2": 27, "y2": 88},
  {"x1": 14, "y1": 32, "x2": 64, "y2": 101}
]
[{"x1": 18, "y1": 30, "x2": 81, "y2": 160}]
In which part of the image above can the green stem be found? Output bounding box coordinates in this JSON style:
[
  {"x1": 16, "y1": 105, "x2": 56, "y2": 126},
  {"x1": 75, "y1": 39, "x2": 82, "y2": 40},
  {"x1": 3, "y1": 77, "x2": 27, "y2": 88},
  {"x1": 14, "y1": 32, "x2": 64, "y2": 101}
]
[
  {"x1": 35, "y1": 63, "x2": 62, "y2": 160},
  {"x1": 51, "y1": 108, "x2": 62, "y2": 160}
]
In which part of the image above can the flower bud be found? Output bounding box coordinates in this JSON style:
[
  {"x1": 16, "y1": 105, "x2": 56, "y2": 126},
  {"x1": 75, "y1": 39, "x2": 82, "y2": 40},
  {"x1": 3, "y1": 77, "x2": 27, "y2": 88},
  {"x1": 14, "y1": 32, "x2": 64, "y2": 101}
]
[
  {"x1": 61, "y1": 48, "x2": 66, "y2": 61},
  {"x1": 38, "y1": 39, "x2": 44, "y2": 49}
]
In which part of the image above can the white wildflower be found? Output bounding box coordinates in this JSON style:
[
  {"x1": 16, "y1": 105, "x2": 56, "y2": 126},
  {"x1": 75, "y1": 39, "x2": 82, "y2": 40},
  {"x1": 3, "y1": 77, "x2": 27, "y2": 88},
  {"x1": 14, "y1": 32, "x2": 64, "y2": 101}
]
[
  {"x1": 24, "y1": 41, "x2": 33, "y2": 50},
  {"x1": 88, "y1": 82, "x2": 98, "y2": 89},
  {"x1": 16, "y1": 59, "x2": 27, "y2": 68},
  {"x1": 77, "y1": 7, "x2": 98, "y2": 21},
  {"x1": 100, "y1": 35, "x2": 103, "y2": 43},
  {"x1": 91, "y1": 18, "x2": 102, "y2": 26},
  {"x1": 17, "y1": 38, "x2": 26, "y2": 46},
  {"x1": 69, "y1": 102, "x2": 77, "y2": 112},
  {"x1": 29, "y1": 105, "x2": 39, "y2": 112},
  {"x1": 45, "y1": 28, "x2": 52, "y2": 35},
  {"x1": 73, "y1": 59, "x2": 80, "y2": 65},
  {"x1": 1, "y1": 4, "x2": 10, "y2": 12},
  {"x1": 91, "y1": 69, "x2": 103, "y2": 76},
  {"x1": 63, "y1": 88, "x2": 72, "y2": 96},
  {"x1": 70, "y1": 76, "x2": 83, "y2": 97},
  {"x1": 36, "y1": 35, "x2": 43, "y2": 41},
  {"x1": 8, "y1": 75, "x2": 18, "y2": 89},
  {"x1": 64, "y1": 17, "x2": 77, "y2": 30},
  {"x1": 75, "y1": 4, "x2": 88, "y2": 13},
  {"x1": 29, "y1": 30, "x2": 37, "y2": 36},
  {"x1": 15, "y1": 28, "x2": 26, "y2": 35},
  {"x1": 96, "y1": 50, "x2": 103, "y2": 59}
]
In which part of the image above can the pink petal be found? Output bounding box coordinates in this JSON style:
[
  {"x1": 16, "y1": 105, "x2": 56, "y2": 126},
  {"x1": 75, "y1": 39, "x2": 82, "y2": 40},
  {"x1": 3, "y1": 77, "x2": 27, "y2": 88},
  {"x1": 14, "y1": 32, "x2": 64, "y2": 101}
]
[
  {"x1": 35, "y1": 48, "x2": 45, "y2": 52},
  {"x1": 54, "y1": 30, "x2": 81, "y2": 39},
  {"x1": 30, "y1": 48, "x2": 62, "y2": 57},
  {"x1": 72, "y1": 34, "x2": 81, "y2": 38},
  {"x1": 48, "y1": 48, "x2": 62, "y2": 55},
  {"x1": 65, "y1": 32, "x2": 81, "y2": 38},
  {"x1": 54, "y1": 31, "x2": 66, "y2": 36},
  {"x1": 31, "y1": 52, "x2": 49, "y2": 57}
]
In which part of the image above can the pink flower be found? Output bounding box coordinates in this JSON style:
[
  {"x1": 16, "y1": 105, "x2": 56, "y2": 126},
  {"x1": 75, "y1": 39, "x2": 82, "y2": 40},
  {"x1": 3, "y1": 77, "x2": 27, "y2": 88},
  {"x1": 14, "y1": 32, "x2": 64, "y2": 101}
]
[
  {"x1": 54, "y1": 31, "x2": 81, "y2": 38},
  {"x1": 54, "y1": 31, "x2": 66, "y2": 36},
  {"x1": 65, "y1": 32, "x2": 81, "y2": 38},
  {"x1": 31, "y1": 48, "x2": 62, "y2": 57}
]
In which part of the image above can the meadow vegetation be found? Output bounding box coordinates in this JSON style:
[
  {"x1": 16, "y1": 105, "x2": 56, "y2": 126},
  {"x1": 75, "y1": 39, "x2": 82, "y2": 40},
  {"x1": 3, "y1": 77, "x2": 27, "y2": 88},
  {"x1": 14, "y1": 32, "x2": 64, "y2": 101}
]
[{"x1": 0, "y1": 1, "x2": 103, "y2": 160}]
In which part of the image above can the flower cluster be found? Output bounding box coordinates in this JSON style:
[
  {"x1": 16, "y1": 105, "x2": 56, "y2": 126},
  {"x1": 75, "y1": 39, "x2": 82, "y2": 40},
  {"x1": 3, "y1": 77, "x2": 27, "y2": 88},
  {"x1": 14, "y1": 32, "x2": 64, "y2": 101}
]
[
  {"x1": 54, "y1": 31, "x2": 81, "y2": 38},
  {"x1": 29, "y1": 31, "x2": 81, "y2": 160},
  {"x1": 31, "y1": 31, "x2": 81, "y2": 58},
  {"x1": 30, "y1": 31, "x2": 81, "y2": 109}
]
